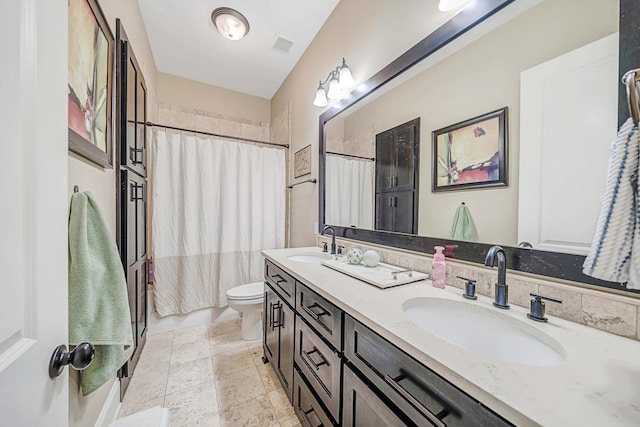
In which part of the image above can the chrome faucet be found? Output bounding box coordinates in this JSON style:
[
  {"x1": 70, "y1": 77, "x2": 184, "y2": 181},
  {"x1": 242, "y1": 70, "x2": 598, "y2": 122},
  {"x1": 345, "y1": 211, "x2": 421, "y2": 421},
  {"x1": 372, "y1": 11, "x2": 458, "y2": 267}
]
[
  {"x1": 322, "y1": 226, "x2": 336, "y2": 255},
  {"x1": 484, "y1": 245, "x2": 509, "y2": 309}
]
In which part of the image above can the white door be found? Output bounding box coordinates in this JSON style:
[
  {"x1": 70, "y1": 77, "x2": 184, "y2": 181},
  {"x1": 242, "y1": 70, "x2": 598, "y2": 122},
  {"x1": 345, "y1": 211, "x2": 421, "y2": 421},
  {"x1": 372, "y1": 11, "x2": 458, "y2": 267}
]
[
  {"x1": 519, "y1": 33, "x2": 619, "y2": 255},
  {"x1": 0, "y1": 0, "x2": 69, "y2": 425}
]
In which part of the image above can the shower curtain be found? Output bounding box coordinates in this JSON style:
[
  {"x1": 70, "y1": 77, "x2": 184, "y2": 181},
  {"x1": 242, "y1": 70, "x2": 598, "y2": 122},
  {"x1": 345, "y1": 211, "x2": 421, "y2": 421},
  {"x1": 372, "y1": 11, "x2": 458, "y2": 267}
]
[
  {"x1": 325, "y1": 154, "x2": 374, "y2": 229},
  {"x1": 150, "y1": 129, "x2": 286, "y2": 317}
]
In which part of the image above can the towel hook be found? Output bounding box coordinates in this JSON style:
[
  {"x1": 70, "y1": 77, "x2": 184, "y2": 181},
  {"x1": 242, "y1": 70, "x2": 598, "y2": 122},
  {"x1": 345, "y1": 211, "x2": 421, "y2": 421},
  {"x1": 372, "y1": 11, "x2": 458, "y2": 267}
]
[
  {"x1": 622, "y1": 69, "x2": 640, "y2": 125},
  {"x1": 73, "y1": 185, "x2": 79, "y2": 193}
]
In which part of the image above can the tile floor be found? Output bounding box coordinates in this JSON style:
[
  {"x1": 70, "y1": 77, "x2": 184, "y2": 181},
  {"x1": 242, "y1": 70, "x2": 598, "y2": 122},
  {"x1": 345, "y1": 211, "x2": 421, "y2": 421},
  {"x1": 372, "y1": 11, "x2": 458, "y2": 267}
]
[{"x1": 117, "y1": 317, "x2": 301, "y2": 427}]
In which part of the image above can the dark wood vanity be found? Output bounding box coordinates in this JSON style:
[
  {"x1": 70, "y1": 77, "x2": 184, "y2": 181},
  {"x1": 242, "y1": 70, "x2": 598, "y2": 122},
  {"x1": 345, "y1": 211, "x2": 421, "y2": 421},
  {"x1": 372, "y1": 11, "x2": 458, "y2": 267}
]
[{"x1": 262, "y1": 259, "x2": 512, "y2": 426}]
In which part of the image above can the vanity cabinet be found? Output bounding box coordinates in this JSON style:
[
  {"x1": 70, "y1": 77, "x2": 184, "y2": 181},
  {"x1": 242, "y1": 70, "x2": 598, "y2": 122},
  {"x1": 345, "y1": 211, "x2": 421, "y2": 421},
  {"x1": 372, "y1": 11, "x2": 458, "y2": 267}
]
[
  {"x1": 344, "y1": 315, "x2": 513, "y2": 427},
  {"x1": 263, "y1": 279, "x2": 295, "y2": 402}
]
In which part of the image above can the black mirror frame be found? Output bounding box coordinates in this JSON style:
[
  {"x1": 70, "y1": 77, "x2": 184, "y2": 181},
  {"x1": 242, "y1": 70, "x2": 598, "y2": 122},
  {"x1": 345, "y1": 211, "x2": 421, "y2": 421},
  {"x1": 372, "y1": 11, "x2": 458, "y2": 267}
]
[{"x1": 318, "y1": 0, "x2": 633, "y2": 293}]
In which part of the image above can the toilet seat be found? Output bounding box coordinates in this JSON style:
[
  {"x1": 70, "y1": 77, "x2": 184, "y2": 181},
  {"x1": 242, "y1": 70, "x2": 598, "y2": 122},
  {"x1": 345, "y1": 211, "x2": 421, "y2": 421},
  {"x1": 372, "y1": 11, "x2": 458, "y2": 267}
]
[
  {"x1": 227, "y1": 281, "x2": 264, "y2": 302},
  {"x1": 226, "y1": 281, "x2": 265, "y2": 341}
]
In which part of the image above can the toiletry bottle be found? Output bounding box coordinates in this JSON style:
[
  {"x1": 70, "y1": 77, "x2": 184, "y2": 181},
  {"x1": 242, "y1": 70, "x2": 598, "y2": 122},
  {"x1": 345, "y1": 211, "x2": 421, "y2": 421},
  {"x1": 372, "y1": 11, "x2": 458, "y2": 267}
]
[{"x1": 432, "y1": 246, "x2": 446, "y2": 288}]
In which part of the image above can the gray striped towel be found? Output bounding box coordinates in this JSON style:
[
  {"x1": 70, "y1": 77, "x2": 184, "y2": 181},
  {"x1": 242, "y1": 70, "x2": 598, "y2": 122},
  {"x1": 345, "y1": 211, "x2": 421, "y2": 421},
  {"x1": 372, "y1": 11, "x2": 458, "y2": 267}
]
[{"x1": 583, "y1": 117, "x2": 640, "y2": 288}]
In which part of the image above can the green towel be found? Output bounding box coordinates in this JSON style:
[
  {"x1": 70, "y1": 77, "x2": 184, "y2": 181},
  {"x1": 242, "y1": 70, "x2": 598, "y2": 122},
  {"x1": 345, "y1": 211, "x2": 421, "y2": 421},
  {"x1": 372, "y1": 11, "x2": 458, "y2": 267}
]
[
  {"x1": 450, "y1": 203, "x2": 477, "y2": 242},
  {"x1": 69, "y1": 192, "x2": 133, "y2": 396}
]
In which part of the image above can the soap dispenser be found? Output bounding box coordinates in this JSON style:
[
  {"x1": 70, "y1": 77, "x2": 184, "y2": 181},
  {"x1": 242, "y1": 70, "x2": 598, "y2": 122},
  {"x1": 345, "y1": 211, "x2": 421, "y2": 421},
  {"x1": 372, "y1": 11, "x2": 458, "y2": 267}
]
[{"x1": 432, "y1": 246, "x2": 446, "y2": 288}]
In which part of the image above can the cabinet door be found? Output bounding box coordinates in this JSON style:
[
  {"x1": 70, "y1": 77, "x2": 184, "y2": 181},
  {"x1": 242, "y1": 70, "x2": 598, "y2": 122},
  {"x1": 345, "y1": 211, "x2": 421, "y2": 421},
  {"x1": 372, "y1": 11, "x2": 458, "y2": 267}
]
[
  {"x1": 119, "y1": 48, "x2": 146, "y2": 175},
  {"x1": 394, "y1": 191, "x2": 416, "y2": 234},
  {"x1": 375, "y1": 193, "x2": 396, "y2": 232},
  {"x1": 394, "y1": 124, "x2": 417, "y2": 192},
  {"x1": 343, "y1": 364, "x2": 408, "y2": 427},
  {"x1": 375, "y1": 131, "x2": 395, "y2": 192},
  {"x1": 264, "y1": 285, "x2": 280, "y2": 363},
  {"x1": 278, "y1": 302, "x2": 294, "y2": 402},
  {"x1": 375, "y1": 191, "x2": 416, "y2": 233}
]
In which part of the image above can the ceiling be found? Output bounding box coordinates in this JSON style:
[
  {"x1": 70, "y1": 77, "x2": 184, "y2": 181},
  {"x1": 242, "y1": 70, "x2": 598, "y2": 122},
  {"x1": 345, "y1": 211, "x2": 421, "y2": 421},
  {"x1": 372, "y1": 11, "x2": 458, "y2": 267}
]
[{"x1": 137, "y1": 0, "x2": 341, "y2": 100}]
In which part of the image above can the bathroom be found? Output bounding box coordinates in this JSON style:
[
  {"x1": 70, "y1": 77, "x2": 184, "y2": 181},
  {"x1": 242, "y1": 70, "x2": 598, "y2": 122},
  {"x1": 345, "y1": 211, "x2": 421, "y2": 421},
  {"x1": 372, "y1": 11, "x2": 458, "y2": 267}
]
[{"x1": 2, "y1": 0, "x2": 640, "y2": 425}]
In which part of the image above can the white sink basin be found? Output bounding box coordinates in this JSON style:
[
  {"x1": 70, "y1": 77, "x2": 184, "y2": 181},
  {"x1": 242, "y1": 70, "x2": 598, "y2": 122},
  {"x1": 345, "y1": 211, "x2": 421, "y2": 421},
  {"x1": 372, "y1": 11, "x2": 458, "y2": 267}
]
[
  {"x1": 287, "y1": 252, "x2": 334, "y2": 263},
  {"x1": 403, "y1": 298, "x2": 566, "y2": 367}
]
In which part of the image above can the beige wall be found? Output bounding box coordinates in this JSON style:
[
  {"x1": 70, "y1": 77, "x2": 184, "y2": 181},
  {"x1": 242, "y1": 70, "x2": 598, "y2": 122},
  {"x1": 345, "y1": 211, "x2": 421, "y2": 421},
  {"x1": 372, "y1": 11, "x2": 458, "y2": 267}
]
[
  {"x1": 334, "y1": 0, "x2": 617, "y2": 245},
  {"x1": 157, "y1": 73, "x2": 270, "y2": 125},
  {"x1": 68, "y1": 1, "x2": 157, "y2": 426},
  {"x1": 271, "y1": 0, "x2": 458, "y2": 246}
]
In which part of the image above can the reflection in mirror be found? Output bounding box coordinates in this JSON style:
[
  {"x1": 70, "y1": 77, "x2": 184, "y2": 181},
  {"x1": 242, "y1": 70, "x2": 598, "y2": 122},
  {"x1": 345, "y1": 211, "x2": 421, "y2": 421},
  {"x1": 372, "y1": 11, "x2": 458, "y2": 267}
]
[{"x1": 323, "y1": 0, "x2": 618, "y2": 254}]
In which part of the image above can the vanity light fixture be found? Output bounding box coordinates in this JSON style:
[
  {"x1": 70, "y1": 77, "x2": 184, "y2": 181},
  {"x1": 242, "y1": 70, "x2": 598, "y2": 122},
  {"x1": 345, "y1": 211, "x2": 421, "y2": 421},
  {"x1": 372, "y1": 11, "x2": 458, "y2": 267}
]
[
  {"x1": 313, "y1": 58, "x2": 355, "y2": 107},
  {"x1": 438, "y1": 0, "x2": 475, "y2": 12},
  {"x1": 211, "y1": 7, "x2": 250, "y2": 41}
]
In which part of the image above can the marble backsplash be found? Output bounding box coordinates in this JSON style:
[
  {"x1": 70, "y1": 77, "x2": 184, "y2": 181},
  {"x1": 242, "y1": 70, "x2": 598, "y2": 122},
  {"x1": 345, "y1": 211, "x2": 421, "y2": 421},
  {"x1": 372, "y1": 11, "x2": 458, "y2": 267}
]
[{"x1": 317, "y1": 236, "x2": 640, "y2": 341}]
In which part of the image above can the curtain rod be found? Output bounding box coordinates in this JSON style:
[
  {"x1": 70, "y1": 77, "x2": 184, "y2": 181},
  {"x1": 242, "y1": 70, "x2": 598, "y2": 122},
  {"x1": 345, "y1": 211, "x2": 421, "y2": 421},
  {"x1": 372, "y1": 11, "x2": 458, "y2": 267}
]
[
  {"x1": 326, "y1": 151, "x2": 374, "y2": 161},
  {"x1": 146, "y1": 121, "x2": 289, "y2": 149}
]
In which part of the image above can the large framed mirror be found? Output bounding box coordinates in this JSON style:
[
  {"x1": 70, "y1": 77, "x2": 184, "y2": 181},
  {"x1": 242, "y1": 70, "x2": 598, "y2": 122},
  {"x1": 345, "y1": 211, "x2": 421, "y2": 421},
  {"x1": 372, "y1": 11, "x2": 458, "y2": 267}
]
[{"x1": 319, "y1": 0, "x2": 639, "y2": 293}]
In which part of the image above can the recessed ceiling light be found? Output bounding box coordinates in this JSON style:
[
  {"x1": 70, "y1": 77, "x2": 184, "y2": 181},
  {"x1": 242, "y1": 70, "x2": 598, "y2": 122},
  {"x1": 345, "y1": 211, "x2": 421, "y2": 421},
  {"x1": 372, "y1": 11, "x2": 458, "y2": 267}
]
[{"x1": 211, "y1": 7, "x2": 250, "y2": 41}]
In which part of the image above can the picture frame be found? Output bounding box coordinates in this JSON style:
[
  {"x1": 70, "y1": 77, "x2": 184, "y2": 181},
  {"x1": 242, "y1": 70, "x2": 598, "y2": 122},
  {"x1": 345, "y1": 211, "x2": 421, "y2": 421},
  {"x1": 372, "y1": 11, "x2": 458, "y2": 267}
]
[
  {"x1": 68, "y1": 0, "x2": 114, "y2": 168},
  {"x1": 432, "y1": 107, "x2": 508, "y2": 192},
  {"x1": 294, "y1": 144, "x2": 312, "y2": 178}
]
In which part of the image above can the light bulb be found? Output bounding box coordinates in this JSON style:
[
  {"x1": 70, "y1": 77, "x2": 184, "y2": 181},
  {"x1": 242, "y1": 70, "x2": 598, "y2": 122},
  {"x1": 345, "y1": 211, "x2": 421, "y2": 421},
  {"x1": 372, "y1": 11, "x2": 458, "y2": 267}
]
[
  {"x1": 313, "y1": 84, "x2": 328, "y2": 107},
  {"x1": 339, "y1": 63, "x2": 354, "y2": 90},
  {"x1": 327, "y1": 73, "x2": 342, "y2": 99}
]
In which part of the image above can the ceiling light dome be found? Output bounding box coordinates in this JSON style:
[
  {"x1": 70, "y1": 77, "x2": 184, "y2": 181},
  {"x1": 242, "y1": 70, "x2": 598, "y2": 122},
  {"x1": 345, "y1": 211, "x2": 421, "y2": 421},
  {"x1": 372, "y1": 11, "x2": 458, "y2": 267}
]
[{"x1": 211, "y1": 7, "x2": 250, "y2": 41}]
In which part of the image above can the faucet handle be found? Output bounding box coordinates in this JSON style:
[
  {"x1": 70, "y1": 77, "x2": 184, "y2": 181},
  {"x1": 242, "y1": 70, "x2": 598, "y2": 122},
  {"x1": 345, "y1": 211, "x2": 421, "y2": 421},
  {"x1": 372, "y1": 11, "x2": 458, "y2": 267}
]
[
  {"x1": 457, "y1": 276, "x2": 477, "y2": 300},
  {"x1": 322, "y1": 242, "x2": 328, "y2": 252},
  {"x1": 337, "y1": 245, "x2": 345, "y2": 255},
  {"x1": 527, "y1": 293, "x2": 562, "y2": 322}
]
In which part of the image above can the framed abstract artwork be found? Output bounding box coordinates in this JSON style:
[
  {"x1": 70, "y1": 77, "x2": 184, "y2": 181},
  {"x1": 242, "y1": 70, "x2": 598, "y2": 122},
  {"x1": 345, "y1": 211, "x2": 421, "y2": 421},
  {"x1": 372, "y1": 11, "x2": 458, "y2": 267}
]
[
  {"x1": 294, "y1": 144, "x2": 312, "y2": 178},
  {"x1": 68, "y1": 0, "x2": 114, "y2": 168},
  {"x1": 432, "y1": 108, "x2": 508, "y2": 192}
]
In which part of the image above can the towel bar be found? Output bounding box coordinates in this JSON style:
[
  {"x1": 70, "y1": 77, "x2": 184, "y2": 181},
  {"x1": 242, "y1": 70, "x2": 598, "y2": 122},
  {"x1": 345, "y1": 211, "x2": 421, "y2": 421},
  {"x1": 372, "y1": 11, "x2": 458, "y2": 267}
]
[{"x1": 622, "y1": 68, "x2": 640, "y2": 125}]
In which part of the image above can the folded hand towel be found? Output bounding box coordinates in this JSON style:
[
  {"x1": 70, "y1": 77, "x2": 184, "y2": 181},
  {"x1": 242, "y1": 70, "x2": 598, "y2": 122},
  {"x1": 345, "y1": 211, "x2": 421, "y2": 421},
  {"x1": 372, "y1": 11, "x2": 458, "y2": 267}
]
[
  {"x1": 69, "y1": 192, "x2": 133, "y2": 396},
  {"x1": 450, "y1": 203, "x2": 477, "y2": 242},
  {"x1": 583, "y1": 118, "x2": 640, "y2": 288}
]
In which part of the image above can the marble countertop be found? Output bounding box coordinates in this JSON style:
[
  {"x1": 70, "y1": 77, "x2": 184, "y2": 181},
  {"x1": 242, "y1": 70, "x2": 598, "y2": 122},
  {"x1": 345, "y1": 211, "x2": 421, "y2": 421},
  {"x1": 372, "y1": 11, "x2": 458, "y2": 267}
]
[{"x1": 263, "y1": 247, "x2": 640, "y2": 427}]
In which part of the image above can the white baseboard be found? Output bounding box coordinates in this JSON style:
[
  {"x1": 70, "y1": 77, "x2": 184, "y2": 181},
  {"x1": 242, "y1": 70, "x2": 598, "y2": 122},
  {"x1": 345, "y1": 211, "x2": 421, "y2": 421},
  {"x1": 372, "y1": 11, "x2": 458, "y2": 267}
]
[{"x1": 94, "y1": 379, "x2": 121, "y2": 427}]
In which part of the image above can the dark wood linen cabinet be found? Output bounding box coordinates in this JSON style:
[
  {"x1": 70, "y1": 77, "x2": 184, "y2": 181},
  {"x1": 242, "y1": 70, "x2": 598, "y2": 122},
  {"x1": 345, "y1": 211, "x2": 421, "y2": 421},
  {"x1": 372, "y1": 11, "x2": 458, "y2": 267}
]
[{"x1": 115, "y1": 19, "x2": 148, "y2": 400}]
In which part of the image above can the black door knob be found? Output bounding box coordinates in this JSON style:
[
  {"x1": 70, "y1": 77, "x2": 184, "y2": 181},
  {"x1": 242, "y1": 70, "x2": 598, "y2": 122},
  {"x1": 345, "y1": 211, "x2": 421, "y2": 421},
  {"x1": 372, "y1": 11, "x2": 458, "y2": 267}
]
[{"x1": 49, "y1": 343, "x2": 95, "y2": 378}]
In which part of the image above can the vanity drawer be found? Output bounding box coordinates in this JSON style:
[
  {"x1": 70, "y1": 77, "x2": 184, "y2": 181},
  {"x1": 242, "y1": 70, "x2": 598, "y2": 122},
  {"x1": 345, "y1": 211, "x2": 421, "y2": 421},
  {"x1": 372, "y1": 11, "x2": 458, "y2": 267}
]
[
  {"x1": 265, "y1": 259, "x2": 295, "y2": 306},
  {"x1": 343, "y1": 363, "x2": 408, "y2": 427},
  {"x1": 296, "y1": 283, "x2": 342, "y2": 350},
  {"x1": 295, "y1": 315, "x2": 341, "y2": 423},
  {"x1": 344, "y1": 315, "x2": 512, "y2": 427},
  {"x1": 293, "y1": 367, "x2": 336, "y2": 427}
]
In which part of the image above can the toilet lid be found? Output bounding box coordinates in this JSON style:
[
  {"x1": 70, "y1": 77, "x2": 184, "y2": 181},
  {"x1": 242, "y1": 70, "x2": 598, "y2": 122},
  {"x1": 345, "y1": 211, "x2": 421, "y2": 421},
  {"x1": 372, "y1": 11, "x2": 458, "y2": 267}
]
[{"x1": 227, "y1": 281, "x2": 264, "y2": 300}]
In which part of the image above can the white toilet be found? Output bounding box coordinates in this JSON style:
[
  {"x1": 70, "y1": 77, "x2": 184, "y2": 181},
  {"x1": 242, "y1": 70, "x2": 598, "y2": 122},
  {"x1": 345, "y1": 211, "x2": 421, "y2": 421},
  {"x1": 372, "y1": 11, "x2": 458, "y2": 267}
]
[{"x1": 226, "y1": 282, "x2": 264, "y2": 341}]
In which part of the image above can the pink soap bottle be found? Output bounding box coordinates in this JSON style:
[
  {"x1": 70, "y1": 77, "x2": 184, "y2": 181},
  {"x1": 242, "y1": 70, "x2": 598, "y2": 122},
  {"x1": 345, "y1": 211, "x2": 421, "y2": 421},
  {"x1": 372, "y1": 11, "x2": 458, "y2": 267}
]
[{"x1": 432, "y1": 246, "x2": 446, "y2": 288}]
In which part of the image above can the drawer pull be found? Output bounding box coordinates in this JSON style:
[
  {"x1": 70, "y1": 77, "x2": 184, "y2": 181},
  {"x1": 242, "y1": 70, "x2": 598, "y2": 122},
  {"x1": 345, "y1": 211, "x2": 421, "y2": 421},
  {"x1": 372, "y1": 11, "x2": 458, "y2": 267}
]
[
  {"x1": 301, "y1": 303, "x2": 330, "y2": 321},
  {"x1": 270, "y1": 302, "x2": 282, "y2": 330},
  {"x1": 271, "y1": 273, "x2": 287, "y2": 285},
  {"x1": 384, "y1": 373, "x2": 447, "y2": 427},
  {"x1": 300, "y1": 407, "x2": 323, "y2": 427},
  {"x1": 302, "y1": 347, "x2": 329, "y2": 371}
]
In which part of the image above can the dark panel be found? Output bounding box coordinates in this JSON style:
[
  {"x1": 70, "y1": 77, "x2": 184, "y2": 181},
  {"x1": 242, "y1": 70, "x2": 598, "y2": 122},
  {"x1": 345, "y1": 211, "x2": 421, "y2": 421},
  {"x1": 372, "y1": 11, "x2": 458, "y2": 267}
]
[{"x1": 618, "y1": 0, "x2": 640, "y2": 127}]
